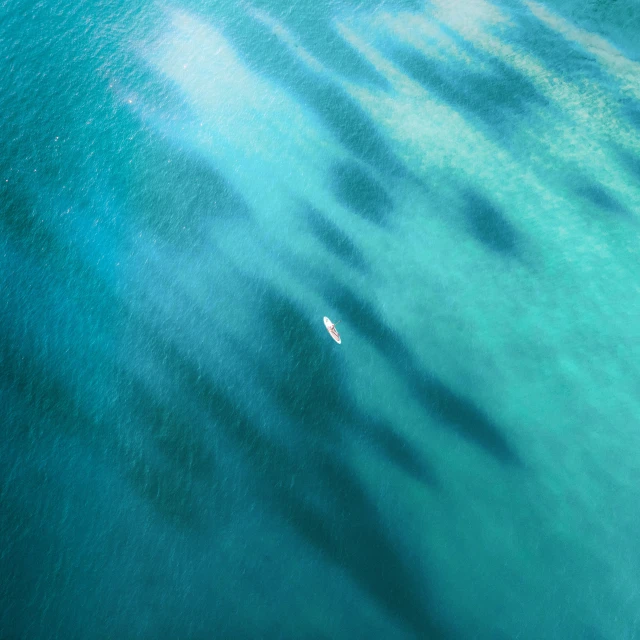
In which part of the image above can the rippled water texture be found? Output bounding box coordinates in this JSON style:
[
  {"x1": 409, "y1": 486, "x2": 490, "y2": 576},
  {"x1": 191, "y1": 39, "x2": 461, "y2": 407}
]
[{"x1": 1, "y1": 0, "x2": 640, "y2": 637}]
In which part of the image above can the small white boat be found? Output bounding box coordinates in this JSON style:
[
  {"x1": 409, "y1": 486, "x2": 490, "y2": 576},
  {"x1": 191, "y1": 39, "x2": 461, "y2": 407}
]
[{"x1": 323, "y1": 316, "x2": 341, "y2": 344}]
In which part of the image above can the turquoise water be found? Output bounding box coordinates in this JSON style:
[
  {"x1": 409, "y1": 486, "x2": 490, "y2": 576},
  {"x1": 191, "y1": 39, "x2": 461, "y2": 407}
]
[{"x1": 1, "y1": 0, "x2": 640, "y2": 637}]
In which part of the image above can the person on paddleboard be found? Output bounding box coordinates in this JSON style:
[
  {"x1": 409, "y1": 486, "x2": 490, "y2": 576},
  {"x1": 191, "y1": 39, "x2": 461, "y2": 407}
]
[{"x1": 323, "y1": 317, "x2": 342, "y2": 344}]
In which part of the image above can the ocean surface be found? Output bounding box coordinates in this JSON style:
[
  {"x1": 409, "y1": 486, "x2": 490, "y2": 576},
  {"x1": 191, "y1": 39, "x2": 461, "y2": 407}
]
[{"x1": 1, "y1": 0, "x2": 639, "y2": 637}]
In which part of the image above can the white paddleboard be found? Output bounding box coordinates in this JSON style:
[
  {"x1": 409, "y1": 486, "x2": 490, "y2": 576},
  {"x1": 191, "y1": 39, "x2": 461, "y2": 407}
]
[{"x1": 323, "y1": 316, "x2": 341, "y2": 344}]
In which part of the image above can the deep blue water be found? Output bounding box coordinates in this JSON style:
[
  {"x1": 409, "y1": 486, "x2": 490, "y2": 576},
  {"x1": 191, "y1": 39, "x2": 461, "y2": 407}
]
[{"x1": 2, "y1": 0, "x2": 640, "y2": 638}]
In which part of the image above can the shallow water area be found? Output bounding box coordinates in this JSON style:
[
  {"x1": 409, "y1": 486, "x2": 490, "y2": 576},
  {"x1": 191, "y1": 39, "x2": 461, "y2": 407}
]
[{"x1": 1, "y1": 0, "x2": 640, "y2": 638}]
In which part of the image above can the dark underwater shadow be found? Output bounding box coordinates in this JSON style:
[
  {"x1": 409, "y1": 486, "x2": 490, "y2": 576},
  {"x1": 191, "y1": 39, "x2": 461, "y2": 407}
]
[
  {"x1": 301, "y1": 202, "x2": 368, "y2": 271},
  {"x1": 0, "y1": 327, "x2": 91, "y2": 443},
  {"x1": 501, "y1": 6, "x2": 606, "y2": 81},
  {"x1": 330, "y1": 160, "x2": 393, "y2": 225},
  {"x1": 507, "y1": 0, "x2": 640, "y2": 64},
  {"x1": 1, "y1": 314, "x2": 223, "y2": 532},
  {"x1": 567, "y1": 174, "x2": 632, "y2": 218},
  {"x1": 215, "y1": 6, "x2": 410, "y2": 180},
  {"x1": 1, "y1": 181, "x2": 59, "y2": 259},
  {"x1": 500, "y1": 2, "x2": 640, "y2": 143},
  {"x1": 130, "y1": 142, "x2": 252, "y2": 248},
  {"x1": 460, "y1": 187, "x2": 523, "y2": 256},
  {"x1": 265, "y1": 235, "x2": 519, "y2": 465},
  {"x1": 273, "y1": 454, "x2": 449, "y2": 639},
  {"x1": 578, "y1": 184, "x2": 631, "y2": 217},
  {"x1": 317, "y1": 275, "x2": 520, "y2": 465},
  {"x1": 255, "y1": 285, "x2": 440, "y2": 487},
  {"x1": 389, "y1": 38, "x2": 549, "y2": 144},
  {"x1": 124, "y1": 374, "x2": 220, "y2": 530},
  {"x1": 141, "y1": 278, "x2": 450, "y2": 637},
  {"x1": 235, "y1": 0, "x2": 394, "y2": 89},
  {"x1": 1, "y1": 190, "x2": 232, "y2": 534},
  {"x1": 624, "y1": 99, "x2": 640, "y2": 132},
  {"x1": 616, "y1": 147, "x2": 640, "y2": 184}
]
